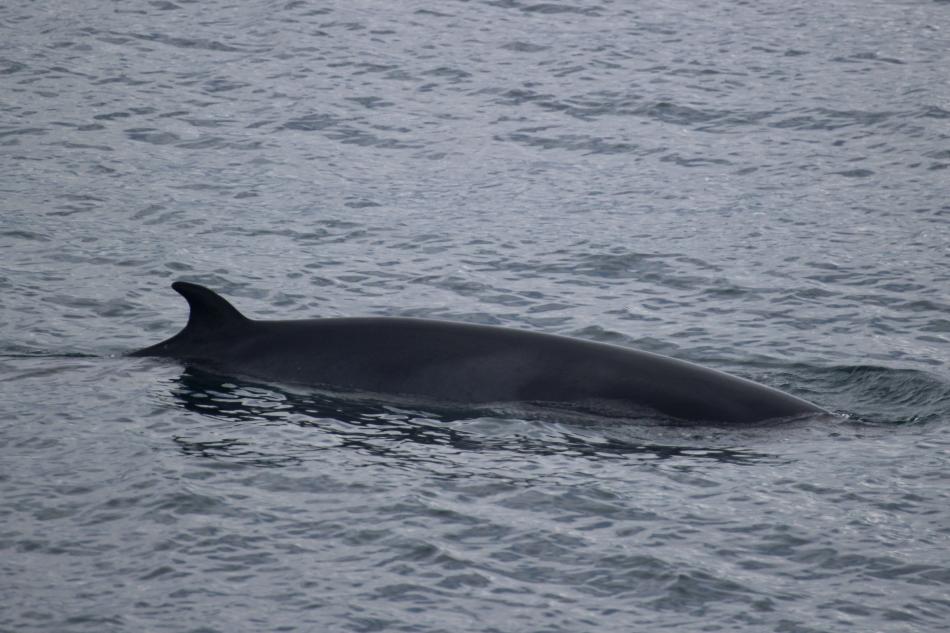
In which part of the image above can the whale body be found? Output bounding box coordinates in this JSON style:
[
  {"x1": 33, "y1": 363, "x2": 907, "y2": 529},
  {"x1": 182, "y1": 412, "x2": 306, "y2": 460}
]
[{"x1": 132, "y1": 281, "x2": 827, "y2": 424}]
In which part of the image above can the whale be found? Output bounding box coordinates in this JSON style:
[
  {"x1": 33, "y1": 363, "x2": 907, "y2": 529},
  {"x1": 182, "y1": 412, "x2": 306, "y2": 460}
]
[{"x1": 131, "y1": 281, "x2": 827, "y2": 424}]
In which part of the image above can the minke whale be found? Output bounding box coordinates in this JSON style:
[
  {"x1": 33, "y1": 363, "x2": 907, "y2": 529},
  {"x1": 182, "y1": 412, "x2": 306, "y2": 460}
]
[{"x1": 132, "y1": 282, "x2": 827, "y2": 424}]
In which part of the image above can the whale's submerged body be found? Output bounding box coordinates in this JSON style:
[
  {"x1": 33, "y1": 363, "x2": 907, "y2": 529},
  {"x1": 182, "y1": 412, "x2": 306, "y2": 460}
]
[{"x1": 132, "y1": 282, "x2": 827, "y2": 424}]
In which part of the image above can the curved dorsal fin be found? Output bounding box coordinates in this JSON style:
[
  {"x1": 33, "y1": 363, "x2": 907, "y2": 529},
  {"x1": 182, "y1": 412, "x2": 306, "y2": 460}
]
[
  {"x1": 131, "y1": 282, "x2": 251, "y2": 357},
  {"x1": 172, "y1": 281, "x2": 250, "y2": 336}
]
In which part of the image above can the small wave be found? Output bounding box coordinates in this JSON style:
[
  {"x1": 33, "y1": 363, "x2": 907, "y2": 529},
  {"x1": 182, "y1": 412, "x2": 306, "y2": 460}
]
[
  {"x1": 124, "y1": 31, "x2": 269, "y2": 54},
  {"x1": 820, "y1": 365, "x2": 950, "y2": 424}
]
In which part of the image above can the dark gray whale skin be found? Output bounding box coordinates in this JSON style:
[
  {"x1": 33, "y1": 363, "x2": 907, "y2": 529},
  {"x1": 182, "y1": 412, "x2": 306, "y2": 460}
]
[{"x1": 132, "y1": 282, "x2": 827, "y2": 424}]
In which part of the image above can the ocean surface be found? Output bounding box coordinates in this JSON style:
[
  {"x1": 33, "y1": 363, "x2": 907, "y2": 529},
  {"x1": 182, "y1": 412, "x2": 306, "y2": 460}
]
[{"x1": 2, "y1": 0, "x2": 949, "y2": 631}]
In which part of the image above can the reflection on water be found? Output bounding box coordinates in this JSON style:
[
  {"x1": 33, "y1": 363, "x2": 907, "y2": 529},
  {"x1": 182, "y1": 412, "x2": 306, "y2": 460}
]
[{"x1": 170, "y1": 367, "x2": 775, "y2": 466}]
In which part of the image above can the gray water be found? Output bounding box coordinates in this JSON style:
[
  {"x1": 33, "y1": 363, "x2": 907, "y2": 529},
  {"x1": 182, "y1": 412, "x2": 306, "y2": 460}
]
[{"x1": 2, "y1": 0, "x2": 949, "y2": 631}]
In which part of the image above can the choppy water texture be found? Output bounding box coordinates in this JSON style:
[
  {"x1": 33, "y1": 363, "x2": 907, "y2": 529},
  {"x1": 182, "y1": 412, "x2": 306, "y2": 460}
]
[{"x1": 2, "y1": 0, "x2": 949, "y2": 631}]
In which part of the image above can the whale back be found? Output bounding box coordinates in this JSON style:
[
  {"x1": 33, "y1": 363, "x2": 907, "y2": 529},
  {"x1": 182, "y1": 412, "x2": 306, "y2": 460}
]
[{"x1": 131, "y1": 282, "x2": 827, "y2": 424}]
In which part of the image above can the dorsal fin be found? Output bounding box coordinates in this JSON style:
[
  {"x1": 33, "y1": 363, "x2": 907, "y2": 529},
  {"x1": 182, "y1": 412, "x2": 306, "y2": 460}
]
[
  {"x1": 172, "y1": 281, "x2": 250, "y2": 336},
  {"x1": 131, "y1": 282, "x2": 252, "y2": 357}
]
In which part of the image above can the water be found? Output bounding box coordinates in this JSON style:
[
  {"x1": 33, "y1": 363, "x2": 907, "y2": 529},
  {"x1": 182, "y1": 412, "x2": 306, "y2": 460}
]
[{"x1": 2, "y1": 0, "x2": 949, "y2": 631}]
